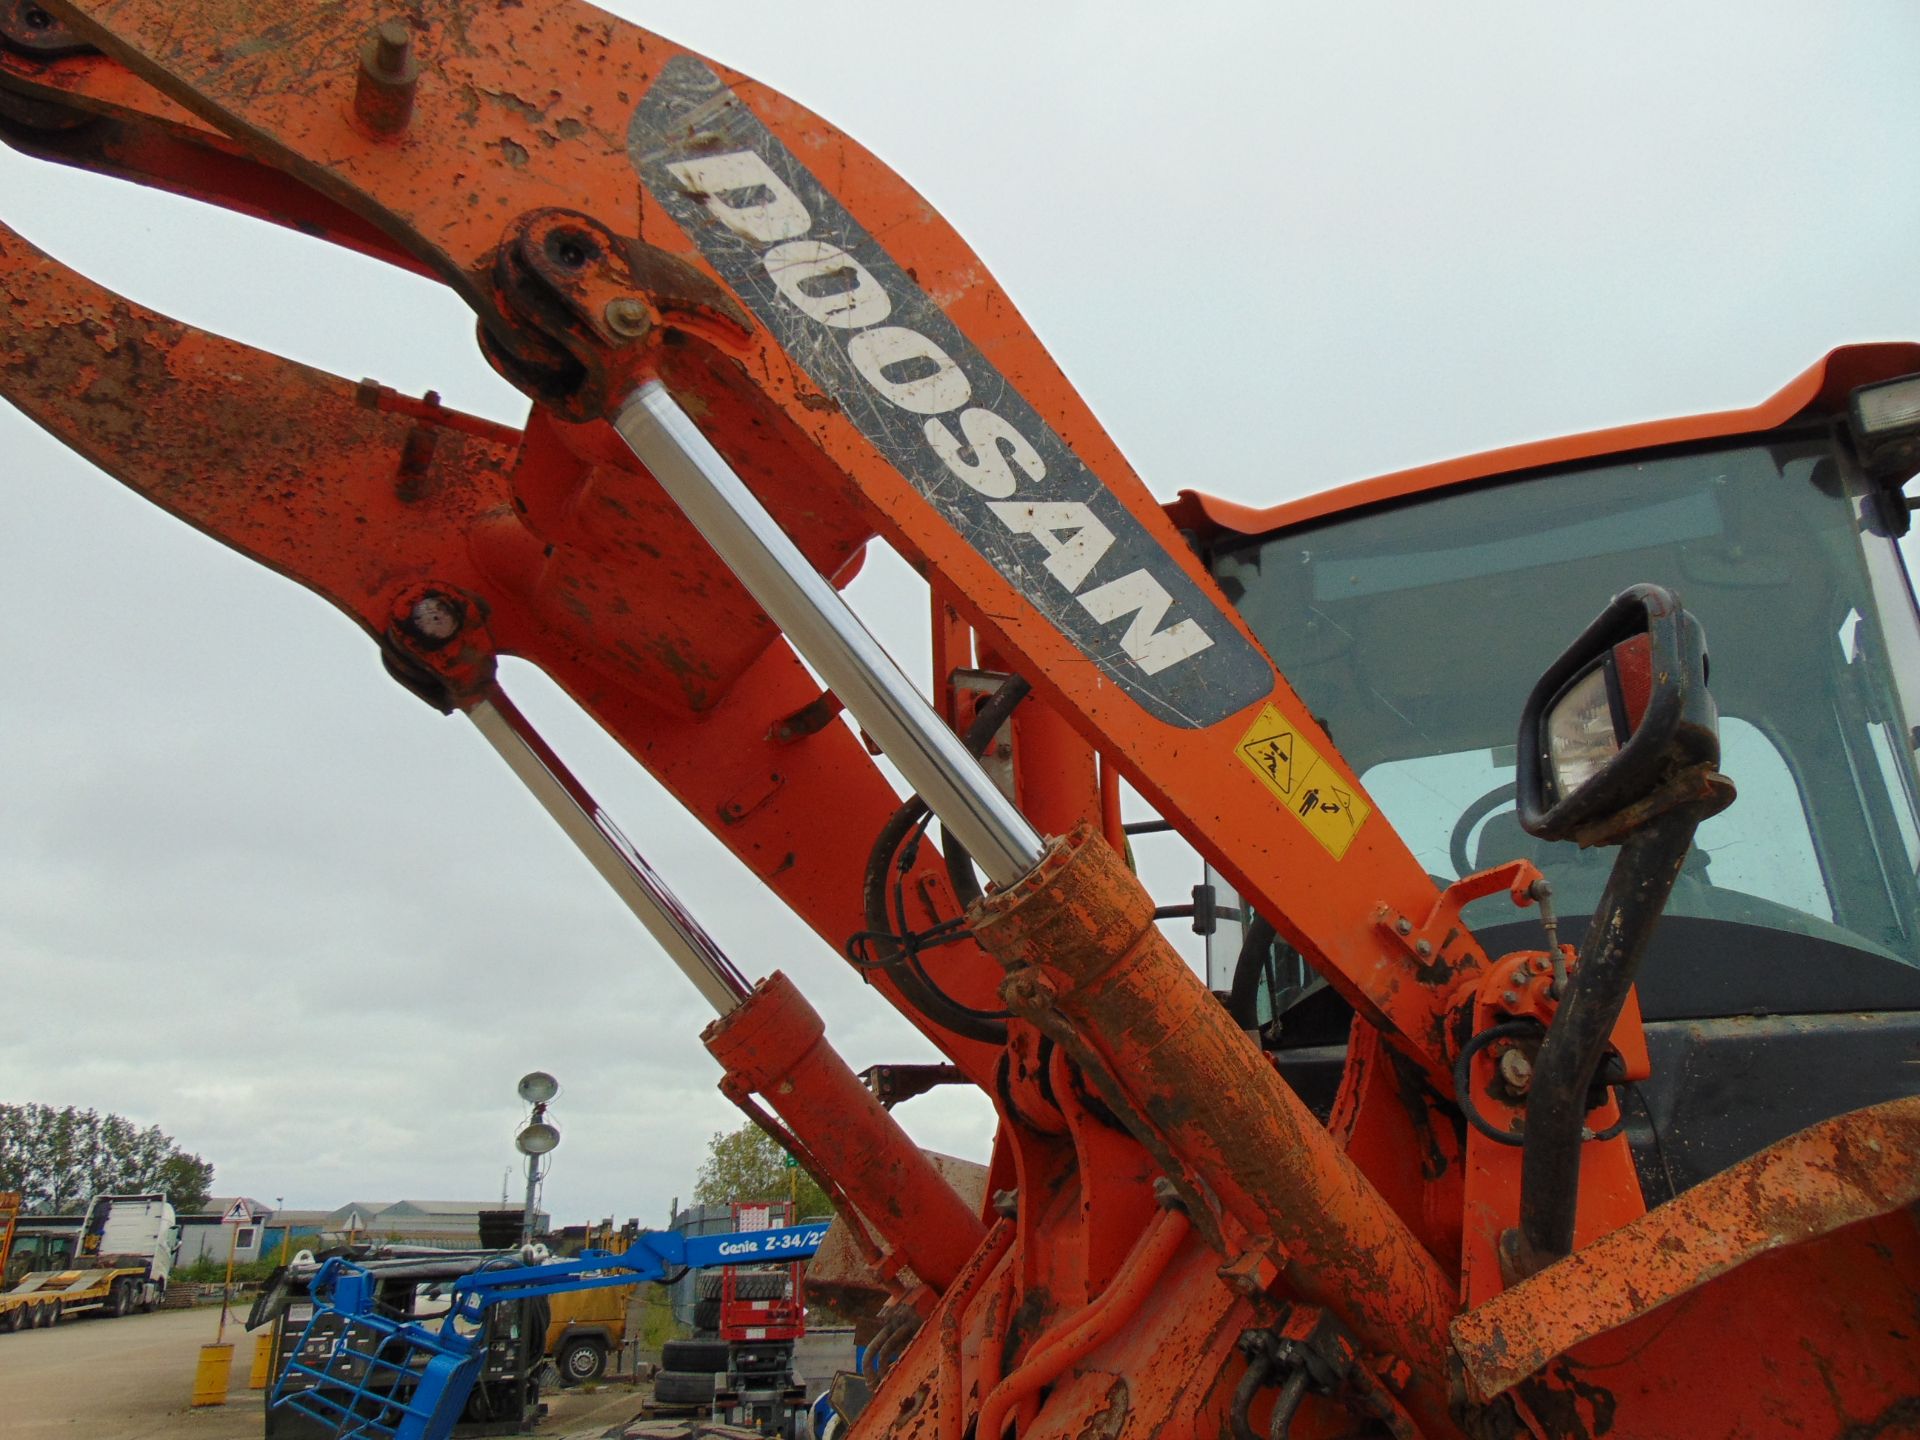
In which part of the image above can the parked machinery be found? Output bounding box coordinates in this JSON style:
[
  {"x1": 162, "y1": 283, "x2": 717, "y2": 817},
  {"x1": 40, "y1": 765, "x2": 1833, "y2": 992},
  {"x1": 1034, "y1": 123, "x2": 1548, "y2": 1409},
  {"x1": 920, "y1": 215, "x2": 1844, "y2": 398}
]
[
  {"x1": 0, "y1": 1195, "x2": 173, "y2": 1333},
  {"x1": 263, "y1": 1222, "x2": 825, "y2": 1440}
]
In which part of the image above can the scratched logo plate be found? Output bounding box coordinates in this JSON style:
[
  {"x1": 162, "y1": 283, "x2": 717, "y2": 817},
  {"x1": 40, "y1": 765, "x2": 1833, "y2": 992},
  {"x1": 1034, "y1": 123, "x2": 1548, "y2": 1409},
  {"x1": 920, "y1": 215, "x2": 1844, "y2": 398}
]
[{"x1": 628, "y1": 55, "x2": 1272, "y2": 730}]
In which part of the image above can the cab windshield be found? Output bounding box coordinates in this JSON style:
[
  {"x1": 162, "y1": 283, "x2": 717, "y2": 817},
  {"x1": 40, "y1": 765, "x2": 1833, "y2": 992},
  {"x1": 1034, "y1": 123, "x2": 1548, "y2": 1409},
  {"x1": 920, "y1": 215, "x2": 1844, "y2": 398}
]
[{"x1": 1212, "y1": 429, "x2": 1920, "y2": 1017}]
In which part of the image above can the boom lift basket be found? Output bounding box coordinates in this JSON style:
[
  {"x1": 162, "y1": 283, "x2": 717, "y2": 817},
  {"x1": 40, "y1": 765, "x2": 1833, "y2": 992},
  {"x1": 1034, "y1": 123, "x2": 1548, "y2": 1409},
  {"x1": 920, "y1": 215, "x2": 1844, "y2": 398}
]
[{"x1": 272, "y1": 1307, "x2": 480, "y2": 1440}]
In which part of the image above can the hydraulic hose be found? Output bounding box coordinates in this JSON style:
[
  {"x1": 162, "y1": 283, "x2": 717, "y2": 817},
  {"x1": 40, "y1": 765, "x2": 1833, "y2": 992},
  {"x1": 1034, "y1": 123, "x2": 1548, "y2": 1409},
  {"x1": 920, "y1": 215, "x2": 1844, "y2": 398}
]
[
  {"x1": 861, "y1": 676, "x2": 1031, "y2": 1044},
  {"x1": 1226, "y1": 915, "x2": 1278, "y2": 1030},
  {"x1": 974, "y1": 1207, "x2": 1191, "y2": 1440},
  {"x1": 971, "y1": 825, "x2": 1461, "y2": 1439},
  {"x1": 939, "y1": 677, "x2": 1033, "y2": 910}
]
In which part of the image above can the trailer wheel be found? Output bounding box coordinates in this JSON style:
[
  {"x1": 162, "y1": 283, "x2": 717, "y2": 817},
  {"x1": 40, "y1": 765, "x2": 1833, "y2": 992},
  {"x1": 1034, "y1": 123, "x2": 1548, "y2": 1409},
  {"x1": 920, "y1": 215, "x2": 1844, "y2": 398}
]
[
  {"x1": 46, "y1": 1302, "x2": 61, "y2": 1327},
  {"x1": 555, "y1": 1335, "x2": 607, "y2": 1386},
  {"x1": 0, "y1": 1307, "x2": 17, "y2": 1334},
  {"x1": 111, "y1": 1281, "x2": 133, "y2": 1318}
]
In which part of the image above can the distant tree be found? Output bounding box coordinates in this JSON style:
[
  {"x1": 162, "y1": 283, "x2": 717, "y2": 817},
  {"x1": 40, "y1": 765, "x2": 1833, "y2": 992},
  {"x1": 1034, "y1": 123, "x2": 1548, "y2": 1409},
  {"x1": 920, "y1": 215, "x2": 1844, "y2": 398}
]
[
  {"x1": 693, "y1": 1123, "x2": 831, "y2": 1220},
  {"x1": 0, "y1": 1104, "x2": 214, "y2": 1214}
]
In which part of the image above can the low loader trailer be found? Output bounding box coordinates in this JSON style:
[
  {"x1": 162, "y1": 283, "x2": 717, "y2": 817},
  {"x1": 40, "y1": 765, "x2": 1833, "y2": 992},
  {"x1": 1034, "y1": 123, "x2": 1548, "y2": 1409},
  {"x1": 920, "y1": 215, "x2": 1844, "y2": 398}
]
[
  {"x1": 0, "y1": 1194, "x2": 175, "y2": 1333},
  {"x1": 0, "y1": 1264, "x2": 151, "y2": 1330}
]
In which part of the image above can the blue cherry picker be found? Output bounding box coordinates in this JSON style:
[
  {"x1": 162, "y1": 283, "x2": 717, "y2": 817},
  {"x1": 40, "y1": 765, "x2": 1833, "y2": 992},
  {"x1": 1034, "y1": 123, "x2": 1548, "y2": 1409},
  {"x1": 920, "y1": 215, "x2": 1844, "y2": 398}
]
[{"x1": 272, "y1": 1220, "x2": 829, "y2": 1440}]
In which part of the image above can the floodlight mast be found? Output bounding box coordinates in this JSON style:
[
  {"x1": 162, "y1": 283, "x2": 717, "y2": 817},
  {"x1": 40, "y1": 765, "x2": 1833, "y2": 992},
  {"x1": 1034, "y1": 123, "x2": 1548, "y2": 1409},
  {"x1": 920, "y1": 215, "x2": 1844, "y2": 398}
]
[{"x1": 513, "y1": 1077, "x2": 560, "y2": 1247}]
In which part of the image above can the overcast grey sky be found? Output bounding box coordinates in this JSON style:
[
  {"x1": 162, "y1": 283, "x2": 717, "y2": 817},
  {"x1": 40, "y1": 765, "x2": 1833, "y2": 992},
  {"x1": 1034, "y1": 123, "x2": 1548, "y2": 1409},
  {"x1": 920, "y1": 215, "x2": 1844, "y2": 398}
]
[{"x1": 4, "y1": 3, "x2": 1920, "y2": 1227}]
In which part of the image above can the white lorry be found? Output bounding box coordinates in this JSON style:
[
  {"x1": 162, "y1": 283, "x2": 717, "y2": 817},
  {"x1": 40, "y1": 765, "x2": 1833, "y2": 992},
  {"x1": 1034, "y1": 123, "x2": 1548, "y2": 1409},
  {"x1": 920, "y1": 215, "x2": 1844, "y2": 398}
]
[{"x1": 0, "y1": 1193, "x2": 176, "y2": 1332}]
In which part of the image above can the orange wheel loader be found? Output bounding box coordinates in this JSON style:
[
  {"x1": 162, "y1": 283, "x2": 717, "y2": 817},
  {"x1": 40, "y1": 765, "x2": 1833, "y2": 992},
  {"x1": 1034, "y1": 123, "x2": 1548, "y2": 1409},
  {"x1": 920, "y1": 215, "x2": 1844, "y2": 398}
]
[{"x1": 2, "y1": 5, "x2": 1917, "y2": 1437}]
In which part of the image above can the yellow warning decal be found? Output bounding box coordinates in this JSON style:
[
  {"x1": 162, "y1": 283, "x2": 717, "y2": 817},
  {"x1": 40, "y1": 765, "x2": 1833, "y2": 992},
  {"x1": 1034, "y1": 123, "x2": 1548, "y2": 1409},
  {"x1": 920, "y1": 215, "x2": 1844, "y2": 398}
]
[{"x1": 1235, "y1": 705, "x2": 1371, "y2": 859}]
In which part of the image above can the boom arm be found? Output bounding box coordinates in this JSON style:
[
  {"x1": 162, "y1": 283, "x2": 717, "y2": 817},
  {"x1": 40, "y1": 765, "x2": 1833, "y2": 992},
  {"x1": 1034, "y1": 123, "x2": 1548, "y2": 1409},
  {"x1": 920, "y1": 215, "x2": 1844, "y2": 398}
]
[
  {"x1": 278, "y1": 1223, "x2": 828, "y2": 1440},
  {"x1": 0, "y1": 0, "x2": 1495, "y2": 1084},
  {"x1": 299, "y1": 1220, "x2": 830, "y2": 1324}
]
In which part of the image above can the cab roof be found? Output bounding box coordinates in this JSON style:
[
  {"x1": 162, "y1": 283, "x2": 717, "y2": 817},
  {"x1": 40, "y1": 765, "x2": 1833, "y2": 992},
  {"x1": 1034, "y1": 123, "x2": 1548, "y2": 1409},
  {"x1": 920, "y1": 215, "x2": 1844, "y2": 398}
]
[{"x1": 1166, "y1": 342, "x2": 1920, "y2": 543}]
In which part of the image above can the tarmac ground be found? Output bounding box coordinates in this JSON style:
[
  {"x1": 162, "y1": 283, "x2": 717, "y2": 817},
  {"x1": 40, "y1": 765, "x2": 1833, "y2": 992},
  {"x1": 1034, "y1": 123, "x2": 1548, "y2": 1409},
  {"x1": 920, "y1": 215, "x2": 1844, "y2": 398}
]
[{"x1": 0, "y1": 1305, "x2": 647, "y2": 1440}]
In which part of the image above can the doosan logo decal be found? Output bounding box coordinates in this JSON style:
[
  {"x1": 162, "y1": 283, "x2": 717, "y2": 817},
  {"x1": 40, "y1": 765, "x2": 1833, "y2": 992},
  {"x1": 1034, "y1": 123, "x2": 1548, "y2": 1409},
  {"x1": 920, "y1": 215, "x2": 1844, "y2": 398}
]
[{"x1": 629, "y1": 58, "x2": 1271, "y2": 728}]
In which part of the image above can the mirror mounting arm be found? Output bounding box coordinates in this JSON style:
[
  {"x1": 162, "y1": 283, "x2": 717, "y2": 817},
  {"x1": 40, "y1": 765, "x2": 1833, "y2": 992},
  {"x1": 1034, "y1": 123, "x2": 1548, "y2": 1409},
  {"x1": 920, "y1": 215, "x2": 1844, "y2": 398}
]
[{"x1": 1504, "y1": 768, "x2": 1732, "y2": 1281}]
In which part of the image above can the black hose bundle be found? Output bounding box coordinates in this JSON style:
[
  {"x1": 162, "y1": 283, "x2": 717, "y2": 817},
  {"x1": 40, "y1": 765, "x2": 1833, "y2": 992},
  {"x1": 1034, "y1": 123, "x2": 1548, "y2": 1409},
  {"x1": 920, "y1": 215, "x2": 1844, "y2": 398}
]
[{"x1": 849, "y1": 676, "x2": 1032, "y2": 1045}]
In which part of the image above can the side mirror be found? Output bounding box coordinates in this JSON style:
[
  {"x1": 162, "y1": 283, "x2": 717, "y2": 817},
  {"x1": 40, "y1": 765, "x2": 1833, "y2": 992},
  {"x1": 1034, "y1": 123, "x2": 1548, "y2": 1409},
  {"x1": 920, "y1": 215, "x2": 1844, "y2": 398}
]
[
  {"x1": 1516, "y1": 583, "x2": 1720, "y2": 845},
  {"x1": 1504, "y1": 584, "x2": 1734, "y2": 1277}
]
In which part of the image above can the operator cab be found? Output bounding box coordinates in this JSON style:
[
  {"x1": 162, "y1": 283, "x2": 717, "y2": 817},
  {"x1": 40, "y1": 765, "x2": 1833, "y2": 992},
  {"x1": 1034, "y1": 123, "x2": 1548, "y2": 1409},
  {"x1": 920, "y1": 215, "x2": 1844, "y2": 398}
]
[{"x1": 1192, "y1": 346, "x2": 1920, "y2": 1201}]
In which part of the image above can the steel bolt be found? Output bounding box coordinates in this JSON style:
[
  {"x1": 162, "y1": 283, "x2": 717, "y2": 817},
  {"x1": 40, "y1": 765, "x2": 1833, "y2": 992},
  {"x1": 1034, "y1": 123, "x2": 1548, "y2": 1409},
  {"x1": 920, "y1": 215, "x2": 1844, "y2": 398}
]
[
  {"x1": 371, "y1": 20, "x2": 409, "y2": 74},
  {"x1": 604, "y1": 297, "x2": 651, "y2": 339},
  {"x1": 1501, "y1": 989, "x2": 1521, "y2": 1007},
  {"x1": 990, "y1": 1188, "x2": 1018, "y2": 1218},
  {"x1": 1498, "y1": 1048, "x2": 1534, "y2": 1092},
  {"x1": 1414, "y1": 938, "x2": 1432, "y2": 958},
  {"x1": 1511, "y1": 966, "x2": 1530, "y2": 986},
  {"x1": 1395, "y1": 917, "x2": 1413, "y2": 936},
  {"x1": 354, "y1": 19, "x2": 420, "y2": 137},
  {"x1": 408, "y1": 594, "x2": 462, "y2": 642}
]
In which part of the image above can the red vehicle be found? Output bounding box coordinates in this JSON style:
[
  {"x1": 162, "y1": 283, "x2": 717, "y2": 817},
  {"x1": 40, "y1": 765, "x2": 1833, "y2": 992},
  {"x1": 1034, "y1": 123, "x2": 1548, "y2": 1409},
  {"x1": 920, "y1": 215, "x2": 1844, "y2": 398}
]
[{"x1": 719, "y1": 1202, "x2": 806, "y2": 1346}]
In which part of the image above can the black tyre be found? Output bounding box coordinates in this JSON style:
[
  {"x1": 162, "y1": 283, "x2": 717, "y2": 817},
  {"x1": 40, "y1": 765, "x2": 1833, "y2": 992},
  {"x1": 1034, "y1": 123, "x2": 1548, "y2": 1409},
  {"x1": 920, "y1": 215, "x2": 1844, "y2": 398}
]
[
  {"x1": 695, "y1": 1270, "x2": 788, "y2": 1302},
  {"x1": 692, "y1": 1298, "x2": 721, "y2": 1332},
  {"x1": 0, "y1": 1306, "x2": 17, "y2": 1333},
  {"x1": 661, "y1": 1337, "x2": 731, "y2": 1374},
  {"x1": 652, "y1": 1369, "x2": 716, "y2": 1408},
  {"x1": 555, "y1": 1335, "x2": 607, "y2": 1385},
  {"x1": 111, "y1": 1281, "x2": 133, "y2": 1318},
  {"x1": 45, "y1": 1302, "x2": 61, "y2": 1327}
]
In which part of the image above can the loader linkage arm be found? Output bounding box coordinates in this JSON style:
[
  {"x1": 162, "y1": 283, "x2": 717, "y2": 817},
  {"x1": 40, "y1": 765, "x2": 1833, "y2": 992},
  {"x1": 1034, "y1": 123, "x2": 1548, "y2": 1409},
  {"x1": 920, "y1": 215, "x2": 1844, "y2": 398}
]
[
  {"x1": 0, "y1": 0, "x2": 1498, "y2": 1088},
  {"x1": 7, "y1": 7, "x2": 1920, "y2": 1440}
]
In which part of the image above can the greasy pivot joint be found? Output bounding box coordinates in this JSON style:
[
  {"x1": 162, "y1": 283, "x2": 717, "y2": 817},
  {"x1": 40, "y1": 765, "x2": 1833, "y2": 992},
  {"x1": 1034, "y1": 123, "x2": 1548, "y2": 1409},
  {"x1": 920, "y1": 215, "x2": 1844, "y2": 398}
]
[
  {"x1": 379, "y1": 583, "x2": 497, "y2": 713},
  {"x1": 478, "y1": 209, "x2": 753, "y2": 419},
  {"x1": 0, "y1": 1, "x2": 91, "y2": 58}
]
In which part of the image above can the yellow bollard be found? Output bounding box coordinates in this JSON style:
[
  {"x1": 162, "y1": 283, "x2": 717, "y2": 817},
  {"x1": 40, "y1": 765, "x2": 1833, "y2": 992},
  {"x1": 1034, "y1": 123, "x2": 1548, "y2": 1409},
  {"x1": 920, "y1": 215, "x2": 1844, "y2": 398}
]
[
  {"x1": 249, "y1": 1333, "x2": 275, "y2": 1390},
  {"x1": 192, "y1": 1342, "x2": 234, "y2": 1407}
]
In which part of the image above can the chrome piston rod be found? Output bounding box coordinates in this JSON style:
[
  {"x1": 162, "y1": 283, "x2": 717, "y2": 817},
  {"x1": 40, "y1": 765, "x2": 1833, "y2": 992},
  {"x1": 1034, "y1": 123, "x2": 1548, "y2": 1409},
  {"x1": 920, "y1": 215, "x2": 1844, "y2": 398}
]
[
  {"x1": 613, "y1": 380, "x2": 1045, "y2": 888},
  {"x1": 467, "y1": 686, "x2": 752, "y2": 1014}
]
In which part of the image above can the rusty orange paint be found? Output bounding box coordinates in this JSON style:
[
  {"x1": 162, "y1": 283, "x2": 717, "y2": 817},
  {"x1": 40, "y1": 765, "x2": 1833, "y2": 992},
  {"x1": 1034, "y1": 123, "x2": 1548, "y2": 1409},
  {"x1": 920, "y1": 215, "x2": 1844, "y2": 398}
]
[
  {"x1": 970, "y1": 823, "x2": 1462, "y2": 1440},
  {"x1": 30, "y1": 0, "x2": 1513, "y2": 1096},
  {"x1": 0, "y1": 215, "x2": 1012, "y2": 1080},
  {"x1": 703, "y1": 971, "x2": 985, "y2": 1295},
  {"x1": 1453, "y1": 1094, "x2": 1920, "y2": 1403},
  {"x1": 8, "y1": 8, "x2": 1920, "y2": 1440}
]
